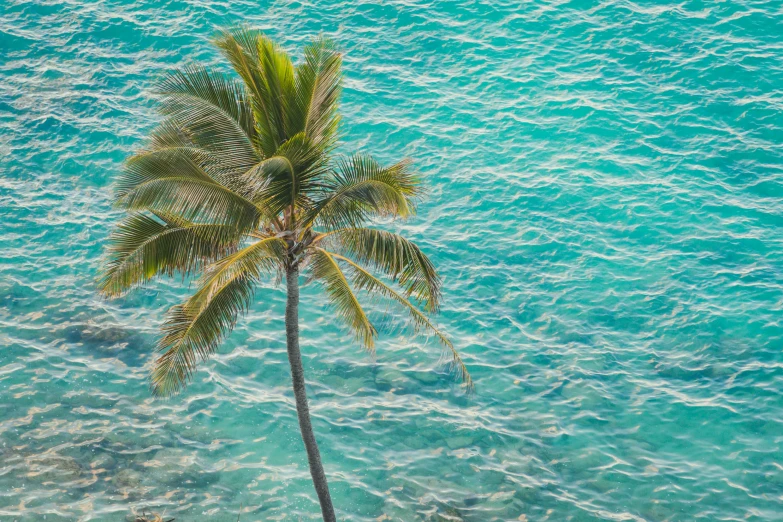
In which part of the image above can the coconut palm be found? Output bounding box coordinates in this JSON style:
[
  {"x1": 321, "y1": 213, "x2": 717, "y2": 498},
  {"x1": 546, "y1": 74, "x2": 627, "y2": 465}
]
[{"x1": 98, "y1": 28, "x2": 471, "y2": 522}]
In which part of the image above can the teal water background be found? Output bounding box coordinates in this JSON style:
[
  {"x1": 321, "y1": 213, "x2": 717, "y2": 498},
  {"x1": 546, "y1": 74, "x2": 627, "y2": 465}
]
[{"x1": 2, "y1": 1, "x2": 783, "y2": 520}]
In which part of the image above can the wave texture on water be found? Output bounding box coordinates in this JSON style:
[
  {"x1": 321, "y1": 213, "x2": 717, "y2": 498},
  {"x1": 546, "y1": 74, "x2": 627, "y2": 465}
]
[{"x1": 1, "y1": 0, "x2": 782, "y2": 520}]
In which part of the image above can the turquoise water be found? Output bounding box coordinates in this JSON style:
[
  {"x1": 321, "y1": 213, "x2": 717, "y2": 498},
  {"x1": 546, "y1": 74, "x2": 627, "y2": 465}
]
[{"x1": 2, "y1": 0, "x2": 783, "y2": 520}]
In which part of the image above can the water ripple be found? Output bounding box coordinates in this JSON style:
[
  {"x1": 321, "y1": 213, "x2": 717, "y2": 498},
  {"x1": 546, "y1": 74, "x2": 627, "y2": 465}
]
[{"x1": 2, "y1": 0, "x2": 783, "y2": 520}]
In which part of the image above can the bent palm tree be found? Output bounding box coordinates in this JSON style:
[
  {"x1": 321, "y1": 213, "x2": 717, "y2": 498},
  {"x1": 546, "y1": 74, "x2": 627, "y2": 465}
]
[{"x1": 99, "y1": 28, "x2": 471, "y2": 522}]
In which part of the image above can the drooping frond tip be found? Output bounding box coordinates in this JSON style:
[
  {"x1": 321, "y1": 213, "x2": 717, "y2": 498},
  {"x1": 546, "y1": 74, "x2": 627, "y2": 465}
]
[
  {"x1": 315, "y1": 249, "x2": 473, "y2": 391},
  {"x1": 326, "y1": 227, "x2": 441, "y2": 312},
  {"x1": 309, "y1": 248, "x2": 377, "y2": 352}
]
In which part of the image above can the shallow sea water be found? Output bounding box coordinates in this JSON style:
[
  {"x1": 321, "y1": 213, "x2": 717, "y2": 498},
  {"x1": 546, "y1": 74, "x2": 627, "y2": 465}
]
[{"x1": 2, "y1": 0, "x2": 783, "y2": 520}]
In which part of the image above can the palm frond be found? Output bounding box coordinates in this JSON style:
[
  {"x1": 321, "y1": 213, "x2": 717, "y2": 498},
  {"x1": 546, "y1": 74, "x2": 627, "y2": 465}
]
[
  {"x1": 324, "y1": 251, "x2": 472, "y2": 389},
  {"x1": 242, "y1": 132, "x2": 329, "y2": 216},
  {"x1": 309, "y1": 248, "x2": 376, "y2": 352},
  {"x1": 213, "y1": 27, "x2": 294, "y2": 157},
  {"x1": 146, "y1": 120, "x2": 198, "y2": 151},
  {"x1": 156, "y1": 66, "x2": 259, "y2": 174},
  {"x1": 306, "y1": 154, "x2": 421, "y2": 229},
  {"x1": 139, "y1": 122, "x2": 242, "y2": 190},
  {"x1": 256, "y1": 36, "x2": 295, "y2": 146},
  {"x1": 99, "y1": 212, "x2": 242, "y2": 297},
  {"x1": 152, "y1": 237, "x2": 287, "y2": 396},
  {"x1": 321, "y1": 227, "x2": 441, "y2": 312},
  {"x1": 115, "y1": 149, "x2": 264, "y2": 229},
  {"x1": 288, "y1": 36, "x2": 342, "y2": 147}
]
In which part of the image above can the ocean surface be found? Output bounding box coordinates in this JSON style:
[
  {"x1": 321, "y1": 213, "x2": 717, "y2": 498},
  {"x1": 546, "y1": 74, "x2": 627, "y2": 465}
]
[{"x1": 2, "y1": 1, "x2": 783, "y2": 520}]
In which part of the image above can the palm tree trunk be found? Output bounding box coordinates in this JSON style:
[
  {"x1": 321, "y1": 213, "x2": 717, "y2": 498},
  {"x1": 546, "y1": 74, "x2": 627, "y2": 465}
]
[{"x1": 285, "y1": 264, "x2": 337, "y2": 522}]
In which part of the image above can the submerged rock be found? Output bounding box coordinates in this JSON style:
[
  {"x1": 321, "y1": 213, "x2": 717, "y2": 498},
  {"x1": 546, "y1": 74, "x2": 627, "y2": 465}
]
[
  {"x1": 86, "y1": 450, "x2": 117, "y2": 471},
  {"x1": 412, "y1": 370, "x2": 440, "y2": 385},
  {"x1": 149, "y1": 448, "x2": 194, "y2": 473},
  {"x1": 26, "y1": 454, "x2": 82, "y2": 482},
  {"x1": 428, "y1": 505, "x2": 464, "y2": 521},
  {"x1": 325, "y1": 375, "x2": 367, "y2": 394},
  {"x1": 375, "y1": 368, "x2": 407, "y2": 389},
  {"x1": 445, "y1": 435, "x2": 474, "y2": 450},
  {"x1": 114, "y1": 468, "x2": 142, "y2": 489}
]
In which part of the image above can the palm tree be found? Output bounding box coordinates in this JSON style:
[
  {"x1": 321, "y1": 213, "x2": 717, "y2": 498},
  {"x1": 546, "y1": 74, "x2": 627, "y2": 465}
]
[{"x1": 98, "y1": 28, "x2": 472, "y2": 522}]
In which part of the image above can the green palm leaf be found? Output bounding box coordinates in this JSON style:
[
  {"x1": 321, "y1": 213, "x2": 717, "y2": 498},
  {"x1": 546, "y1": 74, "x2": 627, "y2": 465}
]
[
  {"x1": 213, "y1": 28, "x2": 294, "y2": 157},
  {"x1": 137, "y1": 123, "x2": 241, "y2": 191},
  {"x1": 307, "y1": 154, "x2": 421, "y2": 229},
  {"x1": 242, "y1": 132, "x2": 329, "y2": 216},
  {"x1": 99, "y1": 212, "x2": 241, "y2": 297},
  {"x1": 256, "y1": 36, "x2": 295, "y2": 146},
  {"x1": 310, "y1": 248, "x2": 376, "y2": 351},
  {"x1": 157, "y1": 66, "x2": 259, "y2": 174},
  {"x1": 153, "y1": 275, "x2": 255, "y2": 397},
  {"x1": 323, "y1": 251, "x2": 472, "y2": 390},
  {"x1": 288, "y1": 36, "x2": 342, "y2": 147},
  {"x1": 152, "y1": 237, "x2": 286, "y2": 396},
  {"x1": 321, "y1": 227, "x2": 441, "y2": 312},
  {"x1": 116, "y1": 148, "x2": 264, "y2": 229}
]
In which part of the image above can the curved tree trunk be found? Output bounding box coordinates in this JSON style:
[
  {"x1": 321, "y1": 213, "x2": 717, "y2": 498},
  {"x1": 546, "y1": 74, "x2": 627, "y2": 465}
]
[{"x1": 285, "y1": 264, "x2": 337, "y2": 522}]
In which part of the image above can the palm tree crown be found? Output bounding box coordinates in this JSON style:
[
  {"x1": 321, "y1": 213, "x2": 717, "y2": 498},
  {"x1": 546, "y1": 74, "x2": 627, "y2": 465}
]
[{"x1": 99, "y1": 28, "x2": 471, "y2": 397}]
